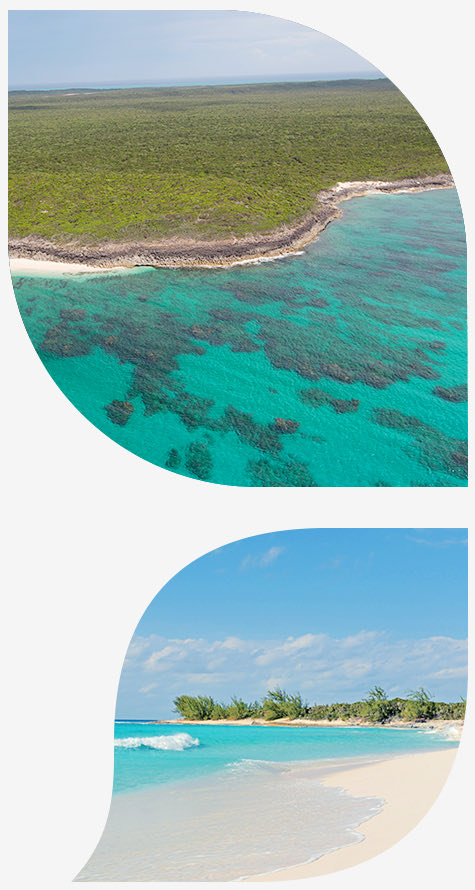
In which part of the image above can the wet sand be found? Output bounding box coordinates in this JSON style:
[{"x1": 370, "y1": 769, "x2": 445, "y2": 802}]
[{"x1": 248, "y1": 747, "x2": 457, "y2": 880}]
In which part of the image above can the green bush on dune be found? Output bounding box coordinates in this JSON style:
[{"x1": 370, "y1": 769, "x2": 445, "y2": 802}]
[
  {"x1": 402, "y1": 688, "x2": 438, "y2": 721},
  {"x1": 262, "y1": 689, "x2": 307, "y2": 720},
  {"x1": 173, "y1": 687, "x2": 465, "y2": 723},
  {"x1": 172, "y1": 694, "x2": 216, "y2": 720}
]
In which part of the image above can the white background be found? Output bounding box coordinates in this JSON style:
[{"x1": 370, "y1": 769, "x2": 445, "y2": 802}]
[{"x1": 1, "y1": 2, "x2": 473, "y2": 889}]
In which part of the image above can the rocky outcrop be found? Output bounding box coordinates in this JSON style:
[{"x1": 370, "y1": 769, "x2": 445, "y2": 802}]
[{"x1": 8, "y1": 174, "x2": 454, "y2": 270}]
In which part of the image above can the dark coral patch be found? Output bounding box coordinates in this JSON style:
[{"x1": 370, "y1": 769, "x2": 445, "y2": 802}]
[
  {"x1": 222, "y1": 407, "x2": 283, "y2": 455},
  {"x1": 248, "y1": 458, "x2": 317, "y2": 486},
  {"x1": 270, "y1": 418, "x2": 300, "y2": 434},
  {"x1": 425, "y1": 341, "x2": 447, "y2": 352},
  {"x1": 105, "y1": 399, "x2": 134, "y2": 426},
  {"x1": 372, "y1": 408, "x2": 467, "y2": 479},
  {"x1": 165, "y1": 448, "x2": 181, "y2": 470},
  {"x1": 451, "y1": 450, "x2": 468, "y2": 472},
  {"x1": 185, "y1": 441, "x2": 213, "y2": 480},
  {"x1": 59, "y1": 308, "x2": 86, "y2": 321},
  {"x1": 173, "y1": 392, "x2": 216, "y2": 431},
  {"x1": 433, "y1": 384, "x2": 467, "y2": 403},
  {"x1": 41, "y1": 321, "x2": 90, "y2": 357},
  {"x1": 300, "y1": 388, "x2": 359, "y2": 413},
  {"x1": 305, "y1": 297, "x2": 330, "y2": 308}
]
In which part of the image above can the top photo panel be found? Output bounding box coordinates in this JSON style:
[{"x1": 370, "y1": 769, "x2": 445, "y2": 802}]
[{"x1": 8, "y1": 11, "x2": 467, "y2": 487}]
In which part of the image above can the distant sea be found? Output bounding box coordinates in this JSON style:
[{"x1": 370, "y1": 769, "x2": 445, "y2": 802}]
[
  {"x1": 13, "y1": 188, "x2": 467, "y2": 487},
  {"x1": 76, "y1": 721, "x2": 458, "y2": 880},
  {"x1": 9, "y1": 71, "x2": 382, "y2": 91}
]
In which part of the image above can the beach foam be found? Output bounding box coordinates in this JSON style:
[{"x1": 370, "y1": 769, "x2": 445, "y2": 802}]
[
  {"x1": 77, "y1": 755, "x2": 382, "y2": 881},
  {"x1": 114, "y1": 732, "x2": 199, "y2": 750}
]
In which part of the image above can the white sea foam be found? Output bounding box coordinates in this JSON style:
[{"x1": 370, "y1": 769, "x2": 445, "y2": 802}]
[
  {"x1": 114, "y1": 732, "x2": 200, "y2": 750},
  {"x1": 78, "y1": 757, "x2": 383, "y2": 881},
  {"x1": 200, "y1": 250, "x2": 304, "y2": 269},
  {"x1": 226, "y1": 758, "x2": 289, "y2": 776},
  {"x1": 418, "y1": 725, "x2": 462, "y2": 741}
]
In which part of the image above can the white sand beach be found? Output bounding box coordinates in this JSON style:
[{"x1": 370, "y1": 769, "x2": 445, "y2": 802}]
[
  {"x1": 9, "y1": 257, "x2": 131, "y2": 276},
  {"x1": 249, "y1": 747, "x2": 457, "y2": 880}
]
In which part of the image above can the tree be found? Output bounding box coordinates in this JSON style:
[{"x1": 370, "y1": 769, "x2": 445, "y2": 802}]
[
  {"x1": 402, "y1": 688, "x2": 437, "y2": 721},
  {"x1": 262, "y1": 688, "x2": 307, "y2": 721},
  {"x1": 227, "y1": 697, "x2": 251, "y2": 719},
  {"x1": 173, "y1": 695, "x2": 215, "y2": 720},
  {"x1": 362, "y1": 686, "x2": 395, "y2": 723},
  {"x1": 210, "y1": 702, "x2": 229, "y2": 720}
]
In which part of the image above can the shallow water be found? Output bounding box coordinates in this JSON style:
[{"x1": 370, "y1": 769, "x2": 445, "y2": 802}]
[
  {"x1": 13, "y1": 188, "x2": 467, "y2": 486},
  {"x1": 112, "y1": 720, "x2": 457, "y2": 794},
  {"x1": 76, "y1": 722, "x2": 457, "y2": 881}
]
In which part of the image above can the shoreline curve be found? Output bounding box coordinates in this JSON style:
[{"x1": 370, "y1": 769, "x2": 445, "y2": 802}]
[
  {"x1": 245, "y1": 747, "x2": 457, "y2": 881},
  {"x1": 9, "y1": 173, "x2": 453, "y2": 275}
]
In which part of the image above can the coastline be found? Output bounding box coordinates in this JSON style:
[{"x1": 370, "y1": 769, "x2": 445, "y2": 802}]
[
  {"x1": 9, "y1": 173, "x2": 453, "y2": 274},
  {"x1": 245, "y1": 748, "x2": 457, "y2": 881},
  {"x1": 153, "y1": 717, "x2": 463, "y2": 738},
  {"x1": 79, "y1": 744, "x2": 459, "y2": 881}
]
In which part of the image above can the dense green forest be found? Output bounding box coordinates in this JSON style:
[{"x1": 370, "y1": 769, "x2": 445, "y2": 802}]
[
  {"x1": 9, "y1": 79, "x2": 448, "y2": 244},
  {"x1": 173, "y1": 686, "x2": 466, "y2": 723}
]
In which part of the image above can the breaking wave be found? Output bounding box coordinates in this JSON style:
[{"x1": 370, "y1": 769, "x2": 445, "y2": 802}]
[{"x1": 115, "y1": 732, "x2": 200, "y2": 751}]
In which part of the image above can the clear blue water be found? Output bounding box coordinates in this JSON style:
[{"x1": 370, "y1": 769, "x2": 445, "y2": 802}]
[
  {"x1": 12, "y1": 188, "x2": 467, "y2": 486},
  {"x1": 113, "y1": 720, "x2": 458, "y2": 795},
  {"x1": 75, "y1": 720, "x2": 458, "y2": 879}
]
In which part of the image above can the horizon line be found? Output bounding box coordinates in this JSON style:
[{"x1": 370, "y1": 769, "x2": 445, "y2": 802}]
[{"x1": 8, "y1": 72, "x2": 386, "y2": 93}]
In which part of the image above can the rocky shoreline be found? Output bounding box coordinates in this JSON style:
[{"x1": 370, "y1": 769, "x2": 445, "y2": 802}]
[{"x1": 9, "y1": 173, "x2": 453, "y2": 271}]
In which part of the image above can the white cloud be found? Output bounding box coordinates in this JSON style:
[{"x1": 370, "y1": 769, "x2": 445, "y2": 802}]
[
  {"x1": 259, "y1": 546, "x2": 285, "y2": 566},
  {"x1": 123, "y1": 636, "x2": 152, "y2": 664},
  {"x1": 406, "y1": 535, "x2": 468, "y2": 548},
  {"x1": 429, "y1": 666, "x2": 468, "y2": 680},
  {"x1": 240, "y1": 545, "x2": 285, "y2": 571},
  {"x1": 119, "y1": 629, "x2": 467, "y2": 716},
  {"x1": 139, "y1": 683, "x2": 158, "y2": 695},
  {"x1": 144, "y1": 645, "x2": 181, "y2": 671}
]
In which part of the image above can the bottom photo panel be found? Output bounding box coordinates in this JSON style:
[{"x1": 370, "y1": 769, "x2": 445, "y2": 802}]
[{"x1": 77, "y1": 528, "x2": 467, "y2": 882}]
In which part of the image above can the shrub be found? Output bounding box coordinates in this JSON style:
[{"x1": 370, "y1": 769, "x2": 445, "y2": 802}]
[
  {"x1": 361, "y1": 686, "x2": 397, "y2": 723},
  {"x1": 173, "y1": 695, "x2": 215, "y2": 720},
  {"x1": 402, "y1": 688, "x2": 437, "y2": 721},
  {"x1": 210, "y1": 703, "x2": 229, "y2": 720},
  {"x1": 262, "y1": 688, "x2": 307, "y2": 721},
  {"x1": 227, "y1": 697, "x2": 251, "y2": 720}
]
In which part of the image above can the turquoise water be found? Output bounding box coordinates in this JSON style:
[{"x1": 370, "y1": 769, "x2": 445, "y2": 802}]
[
  {"x1": 13, "y1": 188, "x2": 467, "y2": 486},
  {"x1": 113, "y1": 720, "x2": 458, "y2": 795},
  {"x1": 77, "y1": 721, "x2": 458, "y2": 880}
]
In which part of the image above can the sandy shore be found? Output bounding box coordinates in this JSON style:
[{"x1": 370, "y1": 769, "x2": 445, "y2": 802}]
[
  {"x1": 247, "y1": 748, "x2": 457, "y2": 881},
  {"x1": 8, "y1": 257, "x2": 133, "y2": 277},
  {"x1": 158, "y1": 717, "x2": 464, "y2": 737},
  {"x1": 9, "y1": 173, "x2": 453, "y2": 273}
]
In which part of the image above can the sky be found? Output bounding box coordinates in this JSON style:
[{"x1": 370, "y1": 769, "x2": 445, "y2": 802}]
[
  {"x1": 8, "y1": 11, "x2": 381, "y2": 90},
  {"x1": 117, "y1": 529, "x2": 468, "y2": 718}
]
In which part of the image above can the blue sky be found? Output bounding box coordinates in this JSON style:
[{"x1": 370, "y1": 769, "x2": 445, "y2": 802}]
[
  {"x1": 8, "y1": 11, "x2": 380, "y2": 90},
  {"x1": 117, "y1": 529, "x2": 467, "y2": 718}
]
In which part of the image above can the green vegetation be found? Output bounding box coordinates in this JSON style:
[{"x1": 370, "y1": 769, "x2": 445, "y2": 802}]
[
  {"x1": 262, "y1": 689, "x2": 307, "y2": 721},
  {"x1": 173, "y1": 687, "x2": 465, "y2": 723},
  {"x1": 172, "y1": 695, "x2": 215, "y2": 721},
  {"x1": 9, "y1": 79, "x2": 448, "y2": 244}
]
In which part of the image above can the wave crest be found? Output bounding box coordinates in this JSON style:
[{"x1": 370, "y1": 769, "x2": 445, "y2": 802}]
[{"x1": 115, "y1": 732, "x2": 200, "y2": 751}]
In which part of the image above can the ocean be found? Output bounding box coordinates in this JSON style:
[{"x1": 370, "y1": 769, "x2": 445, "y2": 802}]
[
  {"x1": 12, "y1": 188, "x2": 467, "y2": 487},
  {"x1": 9, "y1": 72, "x2": 382, "y2": 92},
  {"x1": 76, "y1": 721, "x2": 459, "y2": 880}
]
